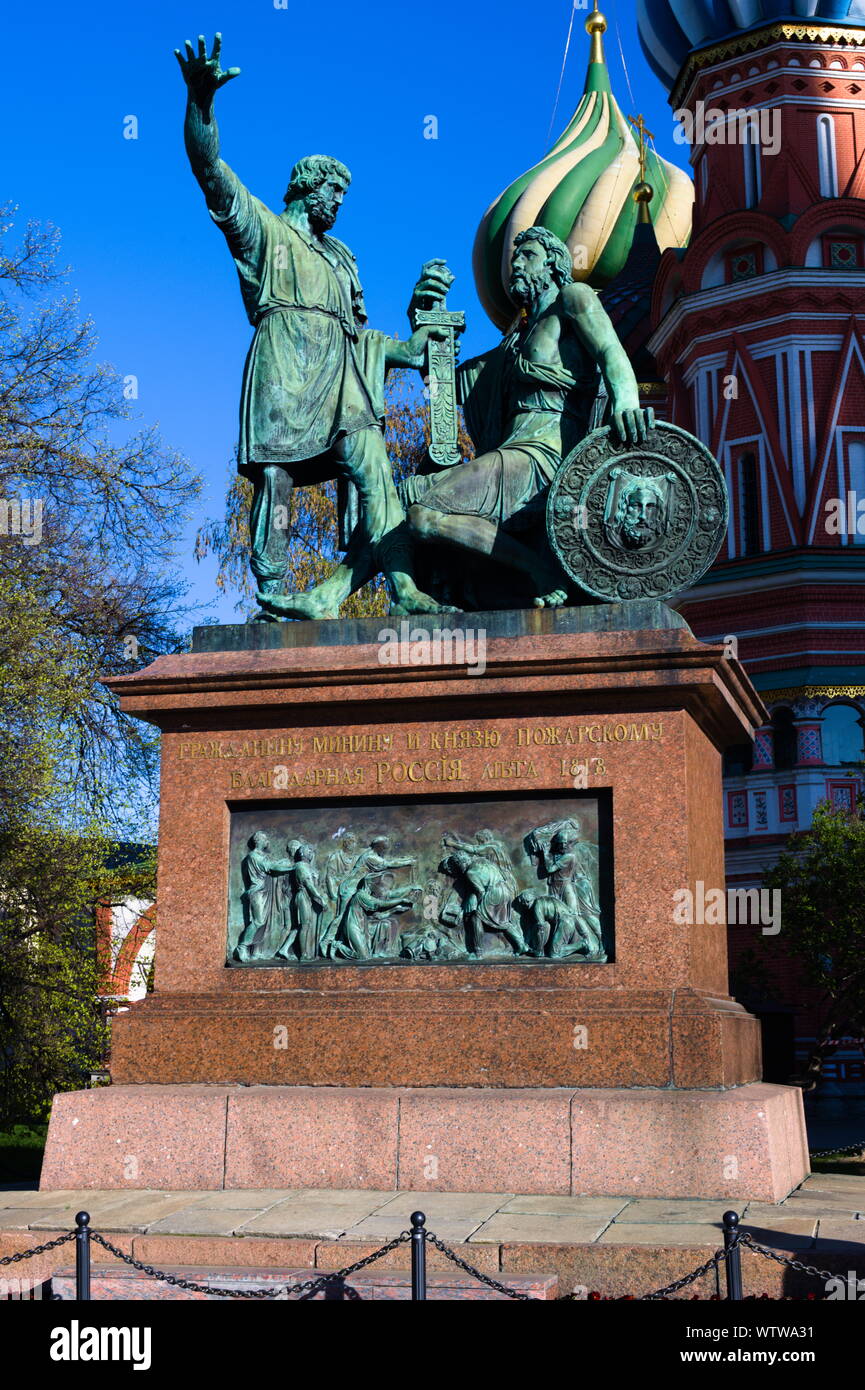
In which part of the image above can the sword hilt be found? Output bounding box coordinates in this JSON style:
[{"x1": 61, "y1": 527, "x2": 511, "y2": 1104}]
[
  {"x1": 410, "y1": 284, "x2": 465, "y2": 335},
  {"x1": 410, "y1": 305, "x2": 465, "y2": 333}
]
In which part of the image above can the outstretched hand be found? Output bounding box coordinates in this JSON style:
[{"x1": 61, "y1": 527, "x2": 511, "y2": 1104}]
[{"x1": 175, "y1": 33, "x2": 240, "y2": 105}]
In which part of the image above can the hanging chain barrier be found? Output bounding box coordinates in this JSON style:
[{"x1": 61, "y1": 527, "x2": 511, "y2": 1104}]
[
  {"x1": 808, "y1": 1138, "x2": 865, "y2": 1160},
  {"x1": 556, "y1": 1244, "x2": 733, "y2": 1301},
  {"x1": 641, "y1": 1248, "x2": 731, "y2": 1302},
  {"x1": 424, "y1": 1230, "x2": 534, "y2": 1300},
  {"x1": 0, "y1": 1232, "x2": 75, "y2": 1266},
  {"x1": 4, "y1": 1205, "x2": 865, "y2": 1302},
  {"x1": 737, "y1": 1231, "x2": 856, "y2": 1287},
  {"x1": 89, "y1": 1227, "x2": 413, "y2": 1300}
]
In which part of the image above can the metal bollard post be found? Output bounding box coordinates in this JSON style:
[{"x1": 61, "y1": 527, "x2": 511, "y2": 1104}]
[
  {"x1": 75, "y1": 1212, "x2": 91, "y2": 1302},
  {"x1": 722, "y1": 1210, "x2": 743, "y2": 1301},
  {"x1": 410, "y1": 1211, "x2": 427, "y2": 1301}
]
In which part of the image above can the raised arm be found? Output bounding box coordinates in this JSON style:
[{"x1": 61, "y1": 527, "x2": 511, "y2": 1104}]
[
  {"x1": 561, "y1": 281, "x2": 654, "y2": 445},
  {"x1": 174, "y1": 33, "x2": 241, "y2": 214}
]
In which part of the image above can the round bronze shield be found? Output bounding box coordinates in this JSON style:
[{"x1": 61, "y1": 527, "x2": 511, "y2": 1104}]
[{"x1": 546, "y1": 421, "x2": 728, "y2": 602}]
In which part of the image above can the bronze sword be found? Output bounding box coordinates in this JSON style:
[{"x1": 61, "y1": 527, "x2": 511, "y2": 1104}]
[{"x1": 410, "y1": 290, "x2": 466, "y2": 470}]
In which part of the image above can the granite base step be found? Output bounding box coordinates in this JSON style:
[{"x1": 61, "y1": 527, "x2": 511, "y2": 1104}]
[
  {"x1": 6, "y1": 1174, "x2": 864, "y2": 1300},
  {"x1": 41, "y1": 1081, "x2": 809, "y2": 1203},
  {"x1": 51, "y1": 1265, "x2": 558, "y2": 1301}
]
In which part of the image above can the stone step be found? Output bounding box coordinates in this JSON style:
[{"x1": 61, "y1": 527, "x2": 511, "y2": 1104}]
[{"x1": 50, "y1": 1265, "x2": 558, "y2": 1301}]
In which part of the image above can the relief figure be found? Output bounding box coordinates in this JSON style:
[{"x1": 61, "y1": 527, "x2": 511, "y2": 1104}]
[{"x1": 234, "y1": 831, "x2": 297, "y2": 962}]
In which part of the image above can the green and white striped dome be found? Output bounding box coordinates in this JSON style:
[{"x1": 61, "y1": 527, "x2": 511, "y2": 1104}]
[{"x1": 472, "y1": 7, "x2": 693, "y2": 330}]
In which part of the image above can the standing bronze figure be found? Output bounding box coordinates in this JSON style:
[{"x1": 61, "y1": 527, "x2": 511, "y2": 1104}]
[{"x1": 176, "y1": 34, "x2": 456, "y2": 620}]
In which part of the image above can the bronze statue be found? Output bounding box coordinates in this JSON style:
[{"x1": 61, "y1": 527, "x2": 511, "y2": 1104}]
[
  {"x1": 175, "y1": 33, "x2": 456, "y2": 620},
  {"x1": 515, "y1": 891, "x2": 606, "y2": 961},
  {"x1": 405, "y1": 225, "x2": 653, "y2": 607},
  {"x1": 178, "y1": 38, "x2": 726, "y2": 617},
  {"x1": 441, "y1": 828, "x2": 518, "y2": 897}
]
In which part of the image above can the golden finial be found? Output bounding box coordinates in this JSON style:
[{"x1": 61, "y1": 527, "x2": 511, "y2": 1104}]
[
  {"x1": 585, "y1": 4, "x2": 607, "y2": 65},
  {"x1": 627, "y1": 115, "x2": 655, "y2": 223},
  {"x1": 627, "y1": 113, "x2": 654, "y2": 184},
  {"x1": 634, "y1": 180, "x2": 654, "y2": 222}
]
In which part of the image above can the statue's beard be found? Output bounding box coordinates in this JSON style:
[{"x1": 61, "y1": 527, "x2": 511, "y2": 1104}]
[
  {"x1": 510, "y1": 269, "x2": 552, "y2": 307},
  {"x1": 621, "y1": 516, "x2": 657, "y2": 549},
  {"x1": 307, "y1": 191, "x2": 338, "y2": 232}
]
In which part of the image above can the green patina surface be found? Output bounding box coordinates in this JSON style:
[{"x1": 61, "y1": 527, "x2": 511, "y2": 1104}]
[{"x1": 175, "y1": 34, "x2": 712, "y2": 621}]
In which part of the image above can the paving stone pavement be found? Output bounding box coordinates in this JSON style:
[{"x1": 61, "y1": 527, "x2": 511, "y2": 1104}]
[{"x1": 2, "y1": 1173, "x2": 863, "y2": 1249}]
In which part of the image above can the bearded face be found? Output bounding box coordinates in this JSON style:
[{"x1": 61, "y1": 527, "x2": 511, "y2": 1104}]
[
  {"x1": 509, "y1": 240, "x2": 554, "y2": 307},
  {"x1": 619, "y1": 488, "x2": 663, "y2": 549},
  {"x1": 305, "y1": 177, "x2": 346, "y2": 232}
]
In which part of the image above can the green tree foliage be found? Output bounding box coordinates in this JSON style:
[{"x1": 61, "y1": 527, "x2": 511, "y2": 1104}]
[
  {"x1": 0, "y1": 208, "x2": 199, "y2": 1124},
  {"x1": 763, "y1": 795, "x2": 865, "y2": 1087}
]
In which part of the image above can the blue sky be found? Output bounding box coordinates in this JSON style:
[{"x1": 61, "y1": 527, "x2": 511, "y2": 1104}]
[{"x1": 1, "y1": 0, "x2": 686, "y2": 623}]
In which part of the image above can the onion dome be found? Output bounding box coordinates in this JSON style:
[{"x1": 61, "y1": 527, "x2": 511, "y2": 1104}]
[
  {"x1": 600, "y1": 182, "x2": 665, "y2": 385},
  {"x1": 638, "y1": 0, "x2": 865, "y2": 90},
  {"x1": 472, "y1": 5, "x2": 693, "y2": 330}
]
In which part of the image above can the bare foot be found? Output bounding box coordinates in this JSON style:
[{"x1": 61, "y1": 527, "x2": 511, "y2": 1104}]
[
  {"x1": 390, "y1": 586, "x2": 460, "y2": 617},
  {"x1": 257, "y1": 590, "x2": 340, "y2": 620},
  {"x1": 533, "y1": 588, "x2": 569, "y2": 608}
]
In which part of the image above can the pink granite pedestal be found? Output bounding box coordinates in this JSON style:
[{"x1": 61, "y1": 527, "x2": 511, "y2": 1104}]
[
  {"x1": 42, "y1": 608, "x2": 811, "y2": 1203},
  {"x1": 40, "y1": 1081, "x2": 808, "y2": 1204}
]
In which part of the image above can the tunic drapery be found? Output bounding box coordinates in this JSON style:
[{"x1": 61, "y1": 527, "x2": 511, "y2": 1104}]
[
  {"x1": 205, "y1": 161, "x2": 389, "y2": 538},
  {"x1": 403, "y1": 329, "x2": 600, "y2": 526}
]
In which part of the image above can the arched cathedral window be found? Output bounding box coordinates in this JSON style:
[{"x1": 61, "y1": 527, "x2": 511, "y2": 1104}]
[
  {"x1": 738, "y1": 451, "x2": 761, "y2": 555},
  {"x1": 848, "y1": 440, "x2": 865, "y2": 545},
  {"x1": 817, "y1": 114, "x2": 839, "y2": 197},
  {"x1": 771, "y1": 708, "x2": 797, "y2": 771},
  {"x1": 743, "y1": 118, "x2": 762, "y2": 207},
  {"x1": 821, "y1": 704, "x2": 864, "y2": 765}
]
